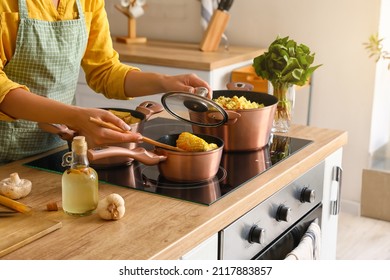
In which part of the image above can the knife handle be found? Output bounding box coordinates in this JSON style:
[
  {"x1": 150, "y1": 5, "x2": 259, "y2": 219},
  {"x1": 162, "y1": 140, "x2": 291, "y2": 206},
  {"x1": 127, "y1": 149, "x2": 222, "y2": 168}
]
[{"x1": 200, "y1": 9, "x2": 230, "y2": 52}]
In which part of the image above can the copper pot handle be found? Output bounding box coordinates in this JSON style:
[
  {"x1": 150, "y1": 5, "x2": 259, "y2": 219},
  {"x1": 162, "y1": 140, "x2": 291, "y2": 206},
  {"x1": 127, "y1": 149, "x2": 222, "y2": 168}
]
[
  {"x1": 87, "y1": 146, "x2": 166, "y2": 166},
  {"x1": 208, "y1": 111, "x2": 241, "y2": 125},
  {"x1": 226, "y1": 82, "x2": 254, "y2": 91},
  {"x1": 38, "y1": 123, "x2": 76, "y2": 141},
  {"x1": 135, "y1": 101, "x2": 164, "y2": 120}
]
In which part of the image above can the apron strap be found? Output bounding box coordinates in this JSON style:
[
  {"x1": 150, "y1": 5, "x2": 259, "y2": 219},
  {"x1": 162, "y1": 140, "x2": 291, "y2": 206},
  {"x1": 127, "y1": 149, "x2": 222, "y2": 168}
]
[
  {"x1": 75, "y1": 0, "x2": 84, "y2": 20},
  {"x1": 17, "y1": 0, "x2": 29, "y2": 19},
  {"x1": 18, "y1": 0, "x2": 85, "y2": 20}
]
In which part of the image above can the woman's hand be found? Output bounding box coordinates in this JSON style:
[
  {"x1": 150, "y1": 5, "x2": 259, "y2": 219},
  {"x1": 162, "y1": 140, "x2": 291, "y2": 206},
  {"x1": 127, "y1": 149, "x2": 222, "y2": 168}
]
[
  {"x1": 67, "y1": 107, "x2": 143, "y2": 149},
  {"x1": 124, "y1": 71, "x2": 213, "y2": 98},
  {"x1": 161, "y1": 73, "x2": 213, "y2": 98}
]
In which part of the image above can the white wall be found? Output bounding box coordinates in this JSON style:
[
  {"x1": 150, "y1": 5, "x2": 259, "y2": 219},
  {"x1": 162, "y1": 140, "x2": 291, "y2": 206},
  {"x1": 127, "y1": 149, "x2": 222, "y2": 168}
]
[
  {"x1": 106, "y1": 0, "x2": 386, "y2": 215},
  {"x1": 370, "y1": 0, "x2": 390, "y2": 155}
]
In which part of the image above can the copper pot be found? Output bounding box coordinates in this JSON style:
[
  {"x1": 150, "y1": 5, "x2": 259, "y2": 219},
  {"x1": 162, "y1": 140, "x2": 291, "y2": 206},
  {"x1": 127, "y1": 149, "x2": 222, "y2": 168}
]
[
  {"x1": 153, "y1": 134, "x2": 223, "y2": 182},
  {"x1": 87, "y1": 133, "x2": 224, "y2": 182},
  {"x1": 191, "y1": 89, "x2": 278, "y2": 151}
]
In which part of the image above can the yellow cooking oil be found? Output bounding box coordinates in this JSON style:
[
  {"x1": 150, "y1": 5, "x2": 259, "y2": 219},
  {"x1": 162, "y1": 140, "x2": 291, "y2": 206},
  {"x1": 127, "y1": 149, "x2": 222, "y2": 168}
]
[{"x1": 61, "y1": 136, "x2": 98, "y2": 216}]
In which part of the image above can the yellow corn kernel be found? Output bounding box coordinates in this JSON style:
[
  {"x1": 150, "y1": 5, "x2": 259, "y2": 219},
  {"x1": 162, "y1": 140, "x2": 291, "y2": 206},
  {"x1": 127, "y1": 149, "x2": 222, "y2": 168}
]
[
  {"x1": 108, "y1": 109, "x2": 141, "y2": 124},
  {"x1": 176, "y1": 132, "x2": 218, "y2": 152}
]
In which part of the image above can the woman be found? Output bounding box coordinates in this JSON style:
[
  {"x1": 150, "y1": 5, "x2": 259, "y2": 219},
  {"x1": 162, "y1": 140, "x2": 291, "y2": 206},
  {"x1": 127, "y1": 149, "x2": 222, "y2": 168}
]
[{"x1": 0, "y1": 0, "x2": 211, "y2": 164}]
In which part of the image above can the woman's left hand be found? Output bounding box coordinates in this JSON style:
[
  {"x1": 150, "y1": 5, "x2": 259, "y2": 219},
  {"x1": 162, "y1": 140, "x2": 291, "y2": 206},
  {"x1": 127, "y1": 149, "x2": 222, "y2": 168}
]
[
  {"x1": 124, "y1": 71, "x2": 213, "y2": 99},
  {"x1": 163, "y1": 73, "x2": 213, "y2": 98}
]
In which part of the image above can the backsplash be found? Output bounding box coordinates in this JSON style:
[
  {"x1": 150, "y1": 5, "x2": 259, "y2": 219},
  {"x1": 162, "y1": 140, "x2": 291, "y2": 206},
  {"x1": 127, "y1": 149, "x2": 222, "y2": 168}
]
[{"x1": 105, "y1": 0, "x2": 203, "y2": 43}]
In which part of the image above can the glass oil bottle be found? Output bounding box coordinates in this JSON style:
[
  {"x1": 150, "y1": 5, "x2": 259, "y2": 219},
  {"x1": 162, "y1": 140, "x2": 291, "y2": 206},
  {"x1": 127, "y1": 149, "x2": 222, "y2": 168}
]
[{"x1": 61, "y1": 136, "x2": 98, "y2": 216}]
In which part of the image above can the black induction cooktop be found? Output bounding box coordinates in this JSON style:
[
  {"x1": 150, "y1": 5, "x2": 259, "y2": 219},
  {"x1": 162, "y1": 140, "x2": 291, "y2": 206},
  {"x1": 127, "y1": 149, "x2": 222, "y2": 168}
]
[{"x1": 24, "y1": 117, "x2": 312, "y2": 205}]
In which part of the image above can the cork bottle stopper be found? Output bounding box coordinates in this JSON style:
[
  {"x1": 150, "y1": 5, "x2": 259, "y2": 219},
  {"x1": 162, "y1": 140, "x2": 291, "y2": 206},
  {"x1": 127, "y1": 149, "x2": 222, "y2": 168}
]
[{"x1": 72, "y1": 136, "x2": 87, "y2": 155}]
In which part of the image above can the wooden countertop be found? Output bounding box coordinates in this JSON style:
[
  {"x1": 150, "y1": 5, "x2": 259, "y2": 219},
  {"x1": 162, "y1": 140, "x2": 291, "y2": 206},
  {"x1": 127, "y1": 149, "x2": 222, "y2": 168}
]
[
  {"x1": 0, "y1": 122, "x2": 347, "y2": 260},
  {"x1": 113, "y1": 40, "x2": 265, "y2": 71}
]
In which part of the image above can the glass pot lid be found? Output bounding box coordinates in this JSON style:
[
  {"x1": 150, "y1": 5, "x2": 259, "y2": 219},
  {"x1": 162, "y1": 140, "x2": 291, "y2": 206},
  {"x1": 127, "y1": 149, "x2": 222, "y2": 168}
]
[{"x1": 161, "y1": 91, "x2": 228, "y2": 127}]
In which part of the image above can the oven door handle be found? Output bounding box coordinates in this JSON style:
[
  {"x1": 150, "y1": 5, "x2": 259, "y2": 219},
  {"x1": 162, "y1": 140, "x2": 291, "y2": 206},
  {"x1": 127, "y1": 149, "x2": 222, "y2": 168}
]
[{"x1": 330, "y1": 166, "x2": 342, "y2": 215}]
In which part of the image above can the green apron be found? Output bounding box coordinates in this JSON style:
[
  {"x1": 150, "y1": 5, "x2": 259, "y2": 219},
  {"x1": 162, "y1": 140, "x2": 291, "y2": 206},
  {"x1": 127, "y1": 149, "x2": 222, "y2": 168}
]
[{"x1": 0, "y1": 0, "x2": 88, "y2": 164}]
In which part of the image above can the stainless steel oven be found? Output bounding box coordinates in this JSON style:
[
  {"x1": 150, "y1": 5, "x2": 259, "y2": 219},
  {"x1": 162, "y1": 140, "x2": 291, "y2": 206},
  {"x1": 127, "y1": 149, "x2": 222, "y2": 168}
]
[{"x1": 219, "y1": 161, "x2": 324, "y2": 260}]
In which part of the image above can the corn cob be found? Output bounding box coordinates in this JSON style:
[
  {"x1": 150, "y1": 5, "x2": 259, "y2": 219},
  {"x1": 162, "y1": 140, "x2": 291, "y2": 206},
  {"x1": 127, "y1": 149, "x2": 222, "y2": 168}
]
[
  {"x1": 176, "y1": 132, "x2": 218, "y2": 152},
  {"x1": 108, "y1": 109, "x2": 141, "y2": 124}
]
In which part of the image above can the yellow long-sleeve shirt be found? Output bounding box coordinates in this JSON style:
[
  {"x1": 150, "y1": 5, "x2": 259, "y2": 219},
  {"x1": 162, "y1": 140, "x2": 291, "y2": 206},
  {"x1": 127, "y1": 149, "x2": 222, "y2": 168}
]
[{"x1": 0, "y1": 0, "x2": 139, "y2": 120}]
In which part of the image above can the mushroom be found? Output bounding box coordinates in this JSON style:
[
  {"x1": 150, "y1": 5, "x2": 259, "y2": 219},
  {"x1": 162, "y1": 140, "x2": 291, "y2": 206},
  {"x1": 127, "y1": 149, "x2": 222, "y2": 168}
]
[
  {"x1": 0, "y1": 172, "x2": 32, "y2": 200},
  {"x1": 97, "y1": 193, "x2": 125, "y2": 220}
]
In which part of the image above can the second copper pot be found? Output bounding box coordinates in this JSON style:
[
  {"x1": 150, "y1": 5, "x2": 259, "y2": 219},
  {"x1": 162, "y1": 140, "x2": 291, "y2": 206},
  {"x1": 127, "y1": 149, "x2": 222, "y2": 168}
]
[{"x1": 192, "y1": 90, "x2": 278, "y2": 151}]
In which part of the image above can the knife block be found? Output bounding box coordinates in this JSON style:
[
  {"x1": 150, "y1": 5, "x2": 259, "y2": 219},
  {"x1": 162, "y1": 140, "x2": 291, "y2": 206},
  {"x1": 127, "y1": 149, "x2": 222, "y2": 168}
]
[{"x1": 200, "y1": 10, "x2": 230, "y2": 52}]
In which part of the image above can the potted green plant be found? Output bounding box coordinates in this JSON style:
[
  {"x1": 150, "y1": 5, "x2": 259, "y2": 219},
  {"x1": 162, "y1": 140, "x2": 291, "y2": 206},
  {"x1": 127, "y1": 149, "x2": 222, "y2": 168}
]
[{"x1": 252, "y1": 36, "x2": 321, "y2": 132}]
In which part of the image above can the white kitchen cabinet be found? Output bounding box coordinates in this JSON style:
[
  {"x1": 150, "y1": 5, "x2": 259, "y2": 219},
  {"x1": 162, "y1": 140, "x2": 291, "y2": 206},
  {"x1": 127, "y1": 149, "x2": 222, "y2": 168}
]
[
  {"x1": 180, "y1": 234, "x2": 218, "y2": 260},
  {"x1": 320, "y1": 148, "x2": 343, "y2": 259}
]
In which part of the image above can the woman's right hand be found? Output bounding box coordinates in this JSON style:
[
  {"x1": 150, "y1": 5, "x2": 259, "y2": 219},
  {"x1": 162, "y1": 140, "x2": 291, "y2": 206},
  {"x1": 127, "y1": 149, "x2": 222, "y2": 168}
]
[
  {"x1": 67, "y1": 107, "x2": 143, "y2": 149},
  {"x1": 0, "y1": 89, "x2": 142, "y2": 149}
]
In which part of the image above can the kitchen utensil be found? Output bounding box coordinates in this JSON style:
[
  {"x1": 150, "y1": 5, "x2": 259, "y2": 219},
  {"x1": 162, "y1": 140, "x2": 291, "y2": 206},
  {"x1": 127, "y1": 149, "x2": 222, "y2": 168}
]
[
  {"x1": 200, "y1": 0, "x2": 232, "y2": 51},
  {"x1": 161, "y1": 91, "x2": 228, "y2": 127},
  {"x1": 161, "y1": 87, "x2": 278, "y2": 151},
  {"x1": 87, "y1": 133, "x2": 224, "y2": 182},
  {"x1": 153, "y1": 133, "x2": 224, "y2": 182},
  {"x1": 89, "y1": 117, "x2": 184, "y2": 152},
  {"x1": 192, "y1": 89, "x2": 277, "y2": 151},
  {"x1": 37, "y1": 123, "x2": 76, "y2": 142},
  {"x1": 226, "y1": 81, "x2": 254, "y2": 91},
  {"x1": 218, "y1": 0, "x2": 234, "y2": 11},
  {"x1": 0, "y1": 194, "x2": 32, "y2": 214},
  {"x1": 88, "y1": 146, "x2": 166, "y2": 166}
]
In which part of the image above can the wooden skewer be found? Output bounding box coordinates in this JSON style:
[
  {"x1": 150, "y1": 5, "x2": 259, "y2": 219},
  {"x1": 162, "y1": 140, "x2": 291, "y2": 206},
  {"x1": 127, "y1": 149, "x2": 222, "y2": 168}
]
[
  {"x1": 89, "y1": 117, "x2": 185, "y2": 152},
  {"x1": 0, "y1": 194, "x2": 32, "y2": 214}
]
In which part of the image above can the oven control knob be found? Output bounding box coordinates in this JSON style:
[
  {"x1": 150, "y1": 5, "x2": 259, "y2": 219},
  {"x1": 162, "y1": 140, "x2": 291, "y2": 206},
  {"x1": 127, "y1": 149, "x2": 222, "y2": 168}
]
[
  {"x1": 300, "y1": 187, "x2": 316, "y2": 203},
  {"x1": 276, "y1": 205, "x2": 291, "y2": 222},
  {"x1": 248, "y1": 226, "x2": 266, "y2": 244}
]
